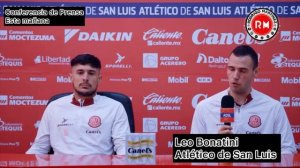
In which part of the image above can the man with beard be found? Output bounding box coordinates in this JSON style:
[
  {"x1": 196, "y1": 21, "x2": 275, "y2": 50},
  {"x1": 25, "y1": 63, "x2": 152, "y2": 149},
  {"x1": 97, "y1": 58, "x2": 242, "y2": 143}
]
[
  {"x1": 26, "y1": 54, "x2": 130, "y2": 155},
  {"x1": 191, "y1": 45, "x2": 296, "y2": 154}
]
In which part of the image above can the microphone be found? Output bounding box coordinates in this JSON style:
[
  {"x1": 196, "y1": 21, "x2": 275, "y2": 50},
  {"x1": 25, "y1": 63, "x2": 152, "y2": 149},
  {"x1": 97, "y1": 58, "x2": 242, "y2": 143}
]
[{"x1": 220, "y1": 95, "x2": 234, "y2": 126}]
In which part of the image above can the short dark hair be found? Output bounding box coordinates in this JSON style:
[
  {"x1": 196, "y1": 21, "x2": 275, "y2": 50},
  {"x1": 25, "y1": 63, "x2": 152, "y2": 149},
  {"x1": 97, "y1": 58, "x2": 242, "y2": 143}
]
[
  {"x1": 71, "y1": 54, "x2": 101, "y2": 69},
  {"x1": 231, "y1": 45, "x2": 258, "y2": 69}
]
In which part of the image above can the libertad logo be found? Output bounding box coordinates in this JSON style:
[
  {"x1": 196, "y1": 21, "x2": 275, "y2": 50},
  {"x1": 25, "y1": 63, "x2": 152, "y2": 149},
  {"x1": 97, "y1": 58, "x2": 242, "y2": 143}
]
[
  {"x1": 34, "y1": 55, "x2": 70, "y2": 65},
  {"x1": 245, "y1": 8, "x2": 279, "y2": 41},
  {"x1": 64, "y1": 29, "x2": 133, "y2": 43},
  {"x1": 143, "y1": 28, "x2": 182, "y2": 46}
]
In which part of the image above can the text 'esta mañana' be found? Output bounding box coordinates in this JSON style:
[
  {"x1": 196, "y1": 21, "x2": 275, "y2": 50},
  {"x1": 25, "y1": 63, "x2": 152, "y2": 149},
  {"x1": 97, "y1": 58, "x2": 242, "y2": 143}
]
[{"x1": 174, "y1": 137, "x2": 239, "y2": 148}]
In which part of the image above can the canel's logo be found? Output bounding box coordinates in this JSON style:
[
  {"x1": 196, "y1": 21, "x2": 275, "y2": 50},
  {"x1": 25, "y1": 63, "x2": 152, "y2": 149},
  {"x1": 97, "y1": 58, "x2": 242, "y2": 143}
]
[{"x1": 192, "y1": 28, "x2": 266, "y2": 45}]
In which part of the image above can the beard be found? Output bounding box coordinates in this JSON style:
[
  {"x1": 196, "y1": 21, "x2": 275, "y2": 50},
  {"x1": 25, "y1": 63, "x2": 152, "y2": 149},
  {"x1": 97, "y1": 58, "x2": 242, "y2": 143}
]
[
  {"x1": 73, "y1": 84, "x2": 97, "y2": 97},
  {"x1": 75, "y1": 89, "x2": 97, "y2": 97}
]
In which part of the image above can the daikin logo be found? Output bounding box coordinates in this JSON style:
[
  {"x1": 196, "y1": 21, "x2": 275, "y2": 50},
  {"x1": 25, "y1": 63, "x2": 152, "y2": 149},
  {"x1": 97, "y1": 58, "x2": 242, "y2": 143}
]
[{"x1": 64, "y1": 29, "x2": 133, "y2": 43}]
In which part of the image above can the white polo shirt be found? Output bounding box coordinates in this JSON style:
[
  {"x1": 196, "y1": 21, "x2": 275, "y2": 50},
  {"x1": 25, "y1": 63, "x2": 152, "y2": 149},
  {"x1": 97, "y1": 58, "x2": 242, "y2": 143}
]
[
  {"x1": 26, "y1": 94, "x2": 130, "y2": 155},
  {"x1": 191, "y1": 88, "x2": 296, "y2": 154}
]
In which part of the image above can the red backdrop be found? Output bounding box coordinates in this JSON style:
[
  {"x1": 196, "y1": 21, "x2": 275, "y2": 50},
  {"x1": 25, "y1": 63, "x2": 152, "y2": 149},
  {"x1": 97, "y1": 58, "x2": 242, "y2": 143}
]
[{"x1": 0, "y1": 0, "x2": 299, "y2": 154}]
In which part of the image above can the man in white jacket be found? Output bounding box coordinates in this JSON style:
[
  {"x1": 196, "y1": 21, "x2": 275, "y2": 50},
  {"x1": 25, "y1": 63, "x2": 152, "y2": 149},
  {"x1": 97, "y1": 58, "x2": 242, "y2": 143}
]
[
  {"x1": 191, "y1": 45, "x2": 296, "y2": 154},
  {"x1": 27, "y1": 54, "x2": 130, "y2": 155}
]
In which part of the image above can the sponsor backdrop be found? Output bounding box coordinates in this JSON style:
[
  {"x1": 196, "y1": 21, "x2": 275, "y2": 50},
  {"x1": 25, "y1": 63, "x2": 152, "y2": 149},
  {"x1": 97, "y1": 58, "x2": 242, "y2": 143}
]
[{"x1": 0, "y1": 0, "x2": 299, "y2": 154}]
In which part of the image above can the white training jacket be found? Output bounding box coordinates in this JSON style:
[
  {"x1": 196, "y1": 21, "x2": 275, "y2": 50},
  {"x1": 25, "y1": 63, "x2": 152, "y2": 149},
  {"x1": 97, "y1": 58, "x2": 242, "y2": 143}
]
[
  {"x1": 191, "y1": 88, "x2": 296, "y2": 154},
  {"x1": 26, "y1": 94, "x2": 130, "y2": 155}
]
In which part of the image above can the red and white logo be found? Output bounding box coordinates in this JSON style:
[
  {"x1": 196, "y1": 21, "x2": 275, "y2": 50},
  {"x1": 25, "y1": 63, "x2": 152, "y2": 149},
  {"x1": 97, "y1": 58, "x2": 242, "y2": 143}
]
[
  {"x1": 88, "y1": 116, "x2": 101, "y2": 128},
  {"x1": 248, "y1": 115, "x2": 261, "y2": 128},
  {"x1": 245, "y1": 8, "x2": 279, "y2": 41}
]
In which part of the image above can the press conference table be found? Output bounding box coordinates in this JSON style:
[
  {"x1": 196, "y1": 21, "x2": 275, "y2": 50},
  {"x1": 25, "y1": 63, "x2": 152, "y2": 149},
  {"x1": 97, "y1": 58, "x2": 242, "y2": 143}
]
[{"x1": 0, "y1": 153, "x2": 300, "y2": 167}]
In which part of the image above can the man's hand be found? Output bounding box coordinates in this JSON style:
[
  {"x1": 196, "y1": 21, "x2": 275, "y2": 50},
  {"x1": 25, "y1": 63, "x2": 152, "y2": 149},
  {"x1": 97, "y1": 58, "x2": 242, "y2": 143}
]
[{"x1": 218, "y1": 125, "x2": 233, "y2": 134}]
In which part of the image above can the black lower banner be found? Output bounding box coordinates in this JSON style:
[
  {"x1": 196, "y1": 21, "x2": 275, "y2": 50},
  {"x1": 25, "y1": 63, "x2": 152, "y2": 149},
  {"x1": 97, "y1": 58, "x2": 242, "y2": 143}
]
[{"x1": 173, "y1": 134, "x2": 280, "y2": 162}]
